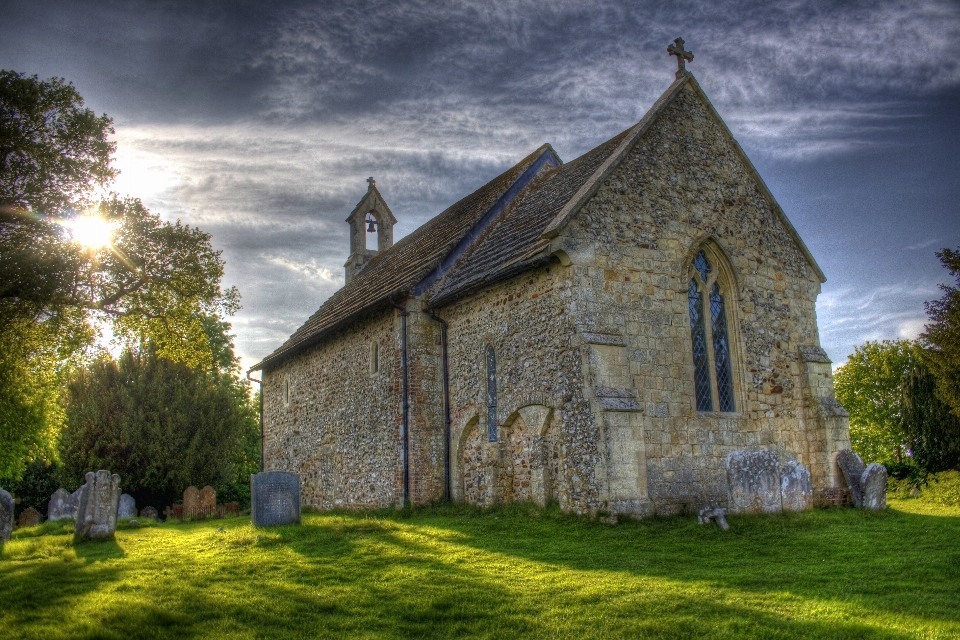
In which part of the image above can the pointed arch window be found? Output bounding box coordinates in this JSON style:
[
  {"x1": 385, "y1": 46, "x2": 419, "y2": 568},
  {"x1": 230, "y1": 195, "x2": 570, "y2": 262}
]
[
  {"x1": 688, "y1": 249, "x2": 736, "y2": 412},
  {"x1": 486, "y1": 346, "x2": 498, "y2": 442}
]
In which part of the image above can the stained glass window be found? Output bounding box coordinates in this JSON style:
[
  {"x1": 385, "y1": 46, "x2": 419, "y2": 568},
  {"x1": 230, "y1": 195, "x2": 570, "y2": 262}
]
[
  {"x1": 486, "y1": 346, "x2": 498, "y2": 442},
  {"x1": 689, "y1": 279, "x2": 713, "y2": 411},
  {"x1": 711, "y1": 283, "x2": 735, "y2": 412}
]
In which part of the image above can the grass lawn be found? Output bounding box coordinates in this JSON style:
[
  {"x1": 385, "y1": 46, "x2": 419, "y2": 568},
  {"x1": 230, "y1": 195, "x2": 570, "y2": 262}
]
[{"x1": 1, "y1": 499, "x2": 958, "y2": 639}]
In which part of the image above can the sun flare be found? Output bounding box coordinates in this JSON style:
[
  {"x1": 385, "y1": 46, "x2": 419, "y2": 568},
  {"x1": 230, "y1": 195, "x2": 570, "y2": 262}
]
[{"x1": 67, "y1": 215, "x2": 115, "y2": 250}]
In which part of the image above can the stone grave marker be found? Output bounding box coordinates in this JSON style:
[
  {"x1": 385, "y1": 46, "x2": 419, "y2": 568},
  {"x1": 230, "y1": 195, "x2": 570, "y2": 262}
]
[
  {"x1": 183, "y1": 486, "x2": 200, "y2": 519},
  {"x1": 726, "y1": 450, "x2": 782, "y2": 514},
  {"x1": 118, "y1": 494, "x2": 137, "y2": 518},
  {"x1": 173, "y1": 504, "x2": 184, "y2": 520},
  {"x1": 698, "y1": 506, "x2": 729, "y2": 530},
  {"x1": 48, "y1": 487, "x2": 79, "y2": 521},
  {"x1": 780, "y1": 460, "x2": 812, "y2": 512},
  {"x1": 198, "y1": 486, "x2": 216, "y2": 519},
  {"x1": 251, "y1": 471, "x2": 301, "y2": 527},
  {"x1": 18, "y1": 507, "x2": 41, "y2": 528},
  {"x1": 836, "y1": 449, "x2": 866, "y2": 507},
  {"x1": 0, "y1": 489, "x2": 14, "y2": 542},
  {"x1": 140, "y1": 506, "x2": 159, "y2": 520},
  {"x1": 74, "y1": 470, "x2": 122, "y2": 540},
  {"x1": 861, "y1": 463, "x2": 888, "y2": 510}
]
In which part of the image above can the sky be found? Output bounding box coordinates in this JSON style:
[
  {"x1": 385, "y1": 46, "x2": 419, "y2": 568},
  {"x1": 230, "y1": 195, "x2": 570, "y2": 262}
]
[{"x1": 2, "y1": 0, "x2": 959, "y2": 373}]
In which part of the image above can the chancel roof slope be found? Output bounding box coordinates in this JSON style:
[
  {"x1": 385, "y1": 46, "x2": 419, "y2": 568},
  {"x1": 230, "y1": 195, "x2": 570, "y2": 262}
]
[
  {"x1": 252, "y1": 144, "x2": 553, "y2": 371},
  {"x1": 426, "y1": 128, "x2": 632, "y2": 306}
]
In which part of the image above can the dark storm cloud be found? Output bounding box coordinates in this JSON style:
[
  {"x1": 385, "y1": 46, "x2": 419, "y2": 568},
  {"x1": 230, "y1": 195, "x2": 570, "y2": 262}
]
[{"x1": 2, "y1": 0, "x2": 959, "y2": 370}]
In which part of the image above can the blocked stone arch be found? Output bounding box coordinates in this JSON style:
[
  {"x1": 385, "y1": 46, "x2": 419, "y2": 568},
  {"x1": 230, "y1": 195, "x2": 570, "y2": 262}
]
[
  {"x1": 682, "y1": 235, "x2": 746, "y2": 414},
  {"x1": 499, "y1": 402, "x2": 556, "y2": 507}
]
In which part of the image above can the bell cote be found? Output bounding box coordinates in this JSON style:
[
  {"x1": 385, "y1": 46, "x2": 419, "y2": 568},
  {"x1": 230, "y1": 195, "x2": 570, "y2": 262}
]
[{"x1": 344, "y1": 177, "x2": 397, "y2": 284}]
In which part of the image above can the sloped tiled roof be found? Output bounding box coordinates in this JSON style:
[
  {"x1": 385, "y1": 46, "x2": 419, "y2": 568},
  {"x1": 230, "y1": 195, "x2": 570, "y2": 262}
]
[
  {"x1": 251, "y1": 144, "x2": 553, "y2": 371},
  {"x1": 425, "y1": 127, "x2": 632, "y2": 306}
]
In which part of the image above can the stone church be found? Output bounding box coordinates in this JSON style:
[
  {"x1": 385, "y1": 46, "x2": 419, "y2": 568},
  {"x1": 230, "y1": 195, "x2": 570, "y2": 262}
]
[{"x1": 250, "y1": 42, "x2": 852, "y2": 517}]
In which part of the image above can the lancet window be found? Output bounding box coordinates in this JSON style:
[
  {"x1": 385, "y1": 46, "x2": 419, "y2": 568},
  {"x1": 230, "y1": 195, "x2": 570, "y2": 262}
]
[
  {"x1": 688, "y1": 249, "x2": 736, "y2": 412},
  {"x1": 486, "y1": 346, "x2": 498, "y2": 442}
]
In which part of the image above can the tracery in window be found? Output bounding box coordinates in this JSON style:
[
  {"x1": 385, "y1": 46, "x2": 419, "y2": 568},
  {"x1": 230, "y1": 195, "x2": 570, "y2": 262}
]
[
  {"x1": 486, "y1": 346, "x2": 498, "y2": 442},
  {"x1": 688, "y1": 248, "x2": 736, "y2": 412}
]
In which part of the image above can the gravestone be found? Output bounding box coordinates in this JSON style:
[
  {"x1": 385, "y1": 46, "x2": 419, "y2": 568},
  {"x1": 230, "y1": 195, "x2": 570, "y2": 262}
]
[
  {"x1": 118, "y1": 494, "x2": 137, "y2": 518},
  {"x1": 698, "y1": 506, "x2": 729, "y2": 530},
  {"x1": 836, "y1": 449, "x2": 866, "y2": 507},
  {"x1": 18, "y1": 507, "x2": 41, "y2": 528},
  {"x1": 726, "y1": 450, "x2": 782, "y2": 514},
  {"x1": 198, "y1": 486, "x2": 216, "y2": 519},
  {"x1": 74, "y1": 470, "x2": 122, "y2": 540},
  {"x1": 173, "y1": 504, "x2": 184, "y2": 520},
  {"x1": 861, "y1": 463, "x2": 888, "y2": 510},
  {"x1": 183, "y1": 486, "x2": 200, "y2": 519},
  {"x1": 70, "y1": 486, "x2": 84, "y2": 506},
  {"x1": 48, "y1": 487, "x2": 79, "y2": 521},
  {"x1": 0, "y1": 489, "x2": 14, "y2": 542},
  {"x1": 780, "y1": 460, "x2": 812, "y2": 512},
  {"x1": 140, "y1": 506, "x2": 159, "y2": 520},
  {"x1": 251, "y1": 471, "x2": 301, "y2": 527}
]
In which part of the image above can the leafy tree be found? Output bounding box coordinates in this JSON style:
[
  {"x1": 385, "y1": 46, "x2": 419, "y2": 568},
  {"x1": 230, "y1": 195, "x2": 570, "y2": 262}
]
[
  {"x1": 834, "y1": 340, "x2": 919, "y2": 464},
  {"x1": 60, "y1": 339, "x2": 260, "y2": 509},
  {"x1": 0, "y1": 71, "x2": 239, "y2": 478},
  {"x1": 0, "y1": 70, "x2": 115, "y2": 215},
  {"x1": 900, "y1": 357, "x2": 960, "y2": 473},
  {"x1": 922, "y1": 247, "x2": 960, "y2": 420}
]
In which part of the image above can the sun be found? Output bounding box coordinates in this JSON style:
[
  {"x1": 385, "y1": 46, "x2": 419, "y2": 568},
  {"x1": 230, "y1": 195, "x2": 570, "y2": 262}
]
[{"x1": 67, "y1": 215, "x2": 115, "y2": 250}]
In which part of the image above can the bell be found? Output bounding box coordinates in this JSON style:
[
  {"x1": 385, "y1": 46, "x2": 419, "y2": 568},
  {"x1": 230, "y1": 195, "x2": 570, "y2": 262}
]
[{"x1": 366, "y1": 217, "x2": 377, "y2": 232}]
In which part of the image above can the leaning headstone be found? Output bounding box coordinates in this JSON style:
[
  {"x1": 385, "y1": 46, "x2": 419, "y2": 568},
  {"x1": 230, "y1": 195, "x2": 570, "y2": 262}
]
[
  {"x1": 861, "y1": 463, "x2": 889, "y2": 510},
  {"x1": 198, "y1": 486, "x2": 216, "y2": 519},
  {"x1": 48, "y1": 488, "x2": 79, "y2": 521},
  {"x1": 780, "y1": 460, "x2": 813, "y2": 512},
  {"x1": 118, "y1": 494, "x2": 137, "y2": 518},
  {"x1": 726, "y1": 450, "x2": 782, "y2": 514},
  {"x1": 183, "y1": 486, "x2": 200, "y2": 519},
  {"x1": 251, "y1": 471, "x2": 301, "y2": 527},
  {"x1": 18, "y1": 507, "x2": 41, "y2": 528},
  {"x1": 836, "y1": 449, "x2": 866, "y2": 507},
  {"x1": 74, "y1": 470, "x2": 122, "y2": 540},
  {"x1": 0, "y1": 490, "x2": 14, "y2": 542},
  {"x1": 140, "y1": 506, "x2": 159, "y2": 520}
]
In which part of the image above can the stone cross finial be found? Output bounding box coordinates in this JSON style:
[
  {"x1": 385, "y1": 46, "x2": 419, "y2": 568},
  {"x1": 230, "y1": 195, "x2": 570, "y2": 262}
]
[
  {"x1": 367, "y1": 176, "x2": 376, "y2": 188},
  {"x1": 667, "y1": 37, "x2": 694, "y2": 79}
]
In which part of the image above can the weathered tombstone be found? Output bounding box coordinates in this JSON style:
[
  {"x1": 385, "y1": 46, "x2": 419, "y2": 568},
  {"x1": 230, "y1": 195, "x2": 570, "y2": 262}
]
[
  {"x1": 251, "y1": 471, "x2": 301, "y2": 527},
  {"x1": 140, "y1": 506, "x2": 159, "y2": 520},
  {"x1": 183, "y1": 486, "x2": 200, "y2": 519},
  {"x1": 172, "y1": 505, "x2": 184, "y2": 520},
  {"x1": 836, "y1": 449, "x2": 866, "y2": 507},
  {"x1": 74, "y1": 470, "x2": 122, "y2": 540},
  {"x1": 118, "y1": 494, "x2": 137, "y2": 518},
  {"x1": 48, "y1": 488, "x2": 79, "y2": 521},
  {"x1": 18, "y1": 507, "x2": 41, "y2": 528},
  {"x1": 780, "y1": 460, "x2": 813, "y2": 512},
  {"x1": 726, "y1": 450, "x2": 782, "y2": 514},
  {"x1": 698, "y1": 506, "x2": 730, "y2": 530},
  {"x1": 0, "y1": 489, "x2": 14, "y2": 542},
  {"x1": 198, "y1": 486, "x2": 216, "y2": 519},
  {"x1": 861, "y1": 463, "x2": 889, "y2": 510}
]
